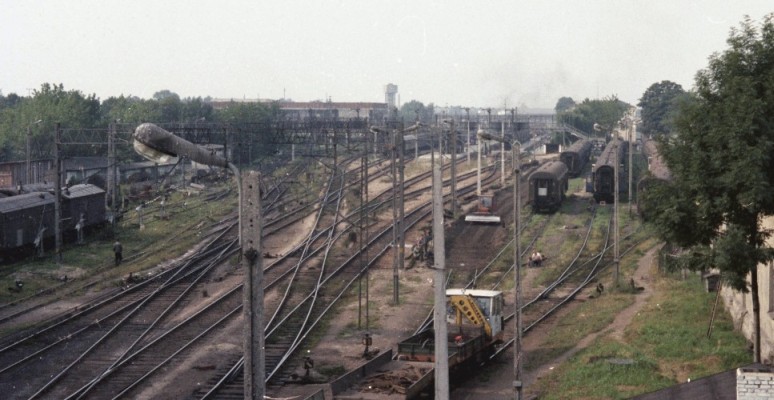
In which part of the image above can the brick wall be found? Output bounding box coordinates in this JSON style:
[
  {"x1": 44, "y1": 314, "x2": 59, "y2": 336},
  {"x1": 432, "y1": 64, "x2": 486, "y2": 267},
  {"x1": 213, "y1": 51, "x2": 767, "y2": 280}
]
[{"x1": 737, "y1": 366, "x2": 774, "y2": 399}]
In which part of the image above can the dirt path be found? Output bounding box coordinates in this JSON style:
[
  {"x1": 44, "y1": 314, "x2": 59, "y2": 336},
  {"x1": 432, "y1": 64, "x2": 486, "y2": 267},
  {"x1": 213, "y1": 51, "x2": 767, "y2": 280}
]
[{"x1": 523, "y1": 244, "x2": 660, "y2": 389}]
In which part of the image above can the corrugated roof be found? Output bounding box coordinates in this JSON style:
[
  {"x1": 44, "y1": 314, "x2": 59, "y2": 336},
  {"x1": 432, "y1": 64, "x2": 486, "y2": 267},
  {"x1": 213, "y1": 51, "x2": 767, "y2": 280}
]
[
  {"x1": 0, "y1": 192, "x2": 54, "y2": 213},
  {"x1": 62, "y1": 184, "x2": 104, "y2": 199}
]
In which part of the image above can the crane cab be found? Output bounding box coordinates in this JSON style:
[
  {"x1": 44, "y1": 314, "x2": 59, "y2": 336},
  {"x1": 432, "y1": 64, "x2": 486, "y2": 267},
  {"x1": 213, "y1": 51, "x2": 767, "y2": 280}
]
[{"x1": 446, "y1": 289, "x2": 504, "y2": 340}]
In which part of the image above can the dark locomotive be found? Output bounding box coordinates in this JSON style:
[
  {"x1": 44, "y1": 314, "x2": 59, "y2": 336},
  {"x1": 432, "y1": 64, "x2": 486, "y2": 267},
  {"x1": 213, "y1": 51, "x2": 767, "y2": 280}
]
[
  {"x1": 559, "y1": 139, "x2": 592, "y2": 177},
  {"x1": 528, "y1": 160, "x2": 569, "y2": 213},
  {"x1": 591, "y1": 138, "x2": 628, "y2": 203},
  {"x1": 0, "y1": 183, "x2": 105, "y2": 260},
  {"x1": 637, "y1": 139, "x2": 672, "y2": 220}
]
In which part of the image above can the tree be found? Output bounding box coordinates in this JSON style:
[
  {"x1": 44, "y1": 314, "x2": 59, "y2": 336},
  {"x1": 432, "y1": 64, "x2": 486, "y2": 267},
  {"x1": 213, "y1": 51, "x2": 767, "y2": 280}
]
[
  {"x1": 557, "y1": 96, "x2": 629, "y2": 137},
  {"x1": 554, "y1": 96, "x2": 576, "y2": 113},
  {"x1": 180, "y1": 97, "x2": 214, "y2": 123},
  {"x1": 152, "y1": 90, "x2": 182, "y2": 122},
  {"x1": 398, "y1": 100, "x2": 434, "y2": 124},
  {"x1": 649, "y1": 14, "x2": 774, "y2": 362},
  {"x1": 0, "y1": 83, "x2": 101, "y2": 161},
  {"x1": 638, "y1": 81, "x2": 685, "y2": 135}
]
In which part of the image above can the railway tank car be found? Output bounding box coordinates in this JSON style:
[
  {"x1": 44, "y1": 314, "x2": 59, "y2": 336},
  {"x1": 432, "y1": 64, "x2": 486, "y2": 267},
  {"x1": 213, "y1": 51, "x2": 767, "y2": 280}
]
[
  {"x1": 0, "y1": 183, "x2": 105, "y2": 261},
  {"x1": 528, "y1": 160, "x2": 569, "y2": 213},
  {"x1": 591, "y1": 138, "x2": 628, "y2": 203},
  {"x1": 637, "y1": 139, "x2": 672, "y2": 220},
  {"x1": 559, "y1": 139, "x2": 592, "y2": 177}
]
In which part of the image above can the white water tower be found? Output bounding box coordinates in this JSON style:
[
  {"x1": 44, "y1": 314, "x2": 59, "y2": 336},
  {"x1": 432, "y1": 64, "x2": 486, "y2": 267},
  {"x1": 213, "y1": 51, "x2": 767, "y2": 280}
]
[{"x1": 384, "y1": 83, "x2": 398, "y2": 110}]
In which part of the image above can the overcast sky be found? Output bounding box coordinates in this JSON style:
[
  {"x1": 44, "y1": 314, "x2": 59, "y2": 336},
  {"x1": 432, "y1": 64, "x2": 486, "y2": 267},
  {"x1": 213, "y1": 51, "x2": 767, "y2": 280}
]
[{"x1": 2, "y1": 1, "x2": 771, "y2": 110}]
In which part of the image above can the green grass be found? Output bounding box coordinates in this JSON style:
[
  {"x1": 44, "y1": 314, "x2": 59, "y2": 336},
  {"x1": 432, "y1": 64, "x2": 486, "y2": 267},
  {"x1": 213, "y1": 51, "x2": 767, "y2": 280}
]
[
  {"x1": 541, "y1": 338, "x2": 674, "y2": 400},
  {"x1": 626, "y1": 276, "x2": 749, "y2": 381},
  {"x1": 534, "y1": 258, "x2": 750, "y2": 399},
  {"x1": 527, "y1": 291, "x2": 635, "y2": 370}
]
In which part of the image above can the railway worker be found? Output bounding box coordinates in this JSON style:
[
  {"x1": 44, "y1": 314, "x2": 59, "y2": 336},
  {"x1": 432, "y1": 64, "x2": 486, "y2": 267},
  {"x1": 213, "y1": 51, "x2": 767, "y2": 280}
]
[
  {"x1": 535, "y1": 251, "x2": 544, "y2": 266},
  {"x1": 75, "y1": 213, "x2": 85, "y2": 244},
  {"x1": 303, "y1": 352, "x2": 314, "y2": 377},
  {"x1": 113, "y1": 239, "x2": 123, "y2": 266},
  {"x1": 530, "y1": 251, "x2": 544, "y2": 267}
]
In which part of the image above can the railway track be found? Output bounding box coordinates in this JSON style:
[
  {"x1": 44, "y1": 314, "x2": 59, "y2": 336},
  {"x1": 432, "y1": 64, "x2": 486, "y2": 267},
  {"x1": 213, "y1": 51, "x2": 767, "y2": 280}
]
[
  {"x1": 0, "y1": 224, "x2": 239, "y2": 399},
  {"x1": 0, "y1": 147, "x2": 497, "y2": 399},
  {"x1": 391, "y1": 166, "x2": 646, "y2": 396},
  {"x1": 197, "y1": 160, "x2": 501, "y2": 398}
]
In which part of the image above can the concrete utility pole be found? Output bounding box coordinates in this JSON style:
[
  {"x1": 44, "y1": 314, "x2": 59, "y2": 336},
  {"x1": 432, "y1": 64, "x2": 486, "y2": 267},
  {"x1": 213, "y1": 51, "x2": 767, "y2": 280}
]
[
  {"x1": 477, "y1": 128, "x2": 483, "y2": 196},
  {"x1": 512, "y1": 141, "x2": 523, "y2": 400},
  {"x1": 241, "y1": 171, "x2": 264, "y2": 400},
  {"x1": 501, "y1": 117, "x2": 505, "y2": 186},
  {"x1": 26, "y1": 126, "x2": 31, "y2": 185},
  {"x1": 398, "y1": 126, "x2": 406, "y2": 291},
  {"x1": 25, "y1": 119, "x2": 42, "y2": 185},
  {"x1": 358, "y1": 144, "x2": 370, "y2": 329},
  {"x1": 628, "y1": 112, "x2": 635, "y2": 214},
  {"x1": 391, "y1": 130, "x2": 400, "y2": 305},
  {"x1": 480, "y1": 130, "x2": 524, "y2": 398},
  {"x1": 465, "y1": 108, "x2": 471, "y2": 163},
  {"x1": 432, "y1": 163, "x2": 449, "y2": 399},
  {"x1": 371, "y1": 123, "x2": 416, "y2": 306},
  {"x1": 54, "y1": 123, "x2": 62, "y2": 265},
  {"x1": 438, "y1": 120, "x2": 444, "y2": 173},
  {"x1": 614, "y1": 130, "x2": 620, "y2": 288},
  {"x1": 447, "y1": 119, "x2": 457, "y2": 216},
  {"x1": 107, "y1": 122, "x2": 116, "y2": 211}
]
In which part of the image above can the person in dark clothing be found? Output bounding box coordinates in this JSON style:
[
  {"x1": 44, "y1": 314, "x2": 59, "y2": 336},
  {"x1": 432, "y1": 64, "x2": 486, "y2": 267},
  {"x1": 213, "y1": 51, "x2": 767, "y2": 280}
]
[{"x1": 113, "y1": 240, "x2": 123, "y2": 266}]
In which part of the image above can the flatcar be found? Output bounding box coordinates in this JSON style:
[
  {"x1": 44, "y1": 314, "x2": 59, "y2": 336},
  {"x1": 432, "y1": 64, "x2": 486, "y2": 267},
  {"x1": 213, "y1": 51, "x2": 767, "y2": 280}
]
[
  {"x1": 0, "y1": 183, "x2": 105, "y2": 261},
  {"x1": 528, "y1": 161, "x2": 569, "y2": 213},
  {"x1": 637, "y1": 139, "x2": 672, "y2": 220},
  {"x1": 592, "y1": 138, "x2": 628, "y2": 203},
  {"x1": 559, "y1": 139, "x2": 592, "y2": 177}
]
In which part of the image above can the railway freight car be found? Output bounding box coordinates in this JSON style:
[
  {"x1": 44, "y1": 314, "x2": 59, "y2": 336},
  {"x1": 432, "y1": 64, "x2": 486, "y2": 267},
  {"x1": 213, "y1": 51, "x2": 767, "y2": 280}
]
[
  {"x1": 559, "y1": 139, "x2": 592, "y2": 177},
  {"x1": 0, "y1": 191, "x2": 56, "y2": 253},
  {"x1": 528, "y1": 161, "x2": 569, "y2": 213},
  {"x1": 62, "y1": 184, "x2": 106, "y2": 234},
  {"x1": 336, "y1": 289, "x2": 504, "y2": 399},
  {"x1": 592, "y1": 138, "x2": 628, "y2": 203},
  {"x1": 0, "y1": 184, "x2": 105, "y2": 260},
  {"x1": 637, "y1": 139, "x2": 672, "y2": 220}
]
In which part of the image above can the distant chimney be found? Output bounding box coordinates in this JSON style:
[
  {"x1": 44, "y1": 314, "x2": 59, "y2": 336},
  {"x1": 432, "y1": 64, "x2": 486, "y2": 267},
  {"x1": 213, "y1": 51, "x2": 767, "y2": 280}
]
[{"x1": 738, "y1": 366, "x2": 774, "y2": 399}]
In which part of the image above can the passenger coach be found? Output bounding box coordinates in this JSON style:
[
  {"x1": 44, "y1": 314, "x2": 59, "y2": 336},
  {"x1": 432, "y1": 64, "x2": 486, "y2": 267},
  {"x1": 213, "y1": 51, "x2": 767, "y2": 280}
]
[
  {"x1": 528, "y1": 161, "x2": 568, "y2": 213},
  {"x1": 592, "y1": 138, "x2": 628, "y2": 203},
  {"x1": 559, "y1": 139, "x2": 592, "y2": 177}
]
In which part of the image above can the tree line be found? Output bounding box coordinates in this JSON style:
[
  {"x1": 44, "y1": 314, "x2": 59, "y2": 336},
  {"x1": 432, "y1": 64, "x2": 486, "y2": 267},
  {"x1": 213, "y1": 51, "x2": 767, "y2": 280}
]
[{"x1": 0, "y1": 85, "x2": 279, "y2": 162}]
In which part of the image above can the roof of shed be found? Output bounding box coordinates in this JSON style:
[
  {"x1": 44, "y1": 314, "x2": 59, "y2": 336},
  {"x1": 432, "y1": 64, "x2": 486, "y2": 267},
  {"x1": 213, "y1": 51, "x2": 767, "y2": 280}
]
[
  {"x1": 0, "y1": 192, "x2": 54, "y2": 213},
  {"x1": 62, "y1": 184, "x2": 104, "y2": 199}
]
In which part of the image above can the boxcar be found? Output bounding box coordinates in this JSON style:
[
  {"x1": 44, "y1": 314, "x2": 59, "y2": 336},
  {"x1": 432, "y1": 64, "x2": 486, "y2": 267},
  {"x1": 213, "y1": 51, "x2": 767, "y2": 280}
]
[
  {"x1": 528, "y1": 161, "x2": 569, "y2": 213},
  {"x1": 0, "y1": 183, "x2": 105, "y2": 258},
  {"x1": 62, "y1": 184, "x2": 106, "y2": 231},
  {"x1": 559, "y1": 139, "x2": 592, "y2": 177},
  {"x1": 592, "y1": 138, "x2": 628, "y2": 203},
  {"x1": 0, "y1": 191, "x2": 56, "y2": 250}
]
